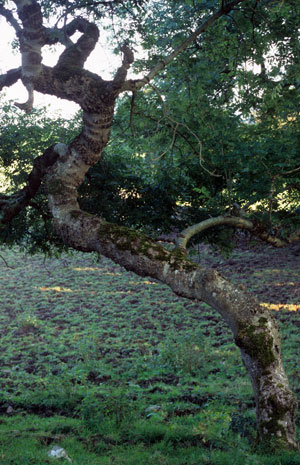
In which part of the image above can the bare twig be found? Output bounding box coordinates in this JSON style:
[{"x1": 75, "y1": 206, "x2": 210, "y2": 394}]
[
  {"x1": 0, "y1": 253, "x2": 14, "y2": 268},
  {"x1": 134, "y1": 109, "x2": 202, "y2": 157},
  {"x1": 152, "y1": 122, "x2": 179, "y2": 161},
  {"x1": 283, "y1": 166, "x2": 300, "y2": 176}
]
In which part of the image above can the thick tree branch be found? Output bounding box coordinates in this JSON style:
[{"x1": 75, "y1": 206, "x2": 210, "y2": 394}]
[
  {"x1": 0, "y1": 68, "x2": 22, "y2": 91},
  {"x1": 112, "y1": 43, "x2": 134, "y2": 90},
  {"x1": 0, "y1": 4, "x2": 22, "y2": 33},
  {"x1": 55, "y1": 18, "x2": 99, "y2": 69},
  {"x1": 12, "y1": 0, "x2": 45, "y2": 112},
  {"x1": 177, "y1": 215, "x2": 300, "y2": 249},
  {"x1": 42, "y1": 205, "x2": 298, "y2": 448}
]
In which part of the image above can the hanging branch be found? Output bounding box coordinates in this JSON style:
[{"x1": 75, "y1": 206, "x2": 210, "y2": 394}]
[
  {"x1": 28, "y1": 200, "x2": 53, "y2": 243},
  {"x1": 0, "y1": 144, "x2": 60, "y2": 227},
  {"x1": 149, "y1": 83, "x2": 221, "y2": 176},
  {"x1": 134, "y1": 109, "x2": 203, "y2": 158}
]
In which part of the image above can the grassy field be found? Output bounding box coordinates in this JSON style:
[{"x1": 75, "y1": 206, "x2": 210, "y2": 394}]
[{"x1": 0, "y1": 245, "x2": 299, "y2": 465}]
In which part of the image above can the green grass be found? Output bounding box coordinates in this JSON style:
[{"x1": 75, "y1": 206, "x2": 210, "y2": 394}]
[{"x1": 0, "y1": 246, "x2": 299, "y2": 464}]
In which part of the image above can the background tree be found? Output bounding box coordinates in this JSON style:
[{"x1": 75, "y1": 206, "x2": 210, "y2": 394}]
[{"x1": 0, "y1": 0, "x2": 299, "y2": 449}]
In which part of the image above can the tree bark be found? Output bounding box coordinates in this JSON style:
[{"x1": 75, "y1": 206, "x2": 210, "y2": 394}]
[
  {"x1": 0, "y1": 0, "x2": 298, "y2": 449},
  {"x1": 44, "y1": 157, "x2": 299, "y2": 448},
  {"x1": 44, "y1": 130, "x2": 298, "y2": 448}
]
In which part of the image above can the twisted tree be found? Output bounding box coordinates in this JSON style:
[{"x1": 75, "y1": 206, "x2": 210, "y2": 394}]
[{"x1": 0, "y1": 0, "x2": 298, "y2": 449}]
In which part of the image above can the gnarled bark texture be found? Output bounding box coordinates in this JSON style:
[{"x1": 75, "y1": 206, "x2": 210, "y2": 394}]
[{"x1": 0, "y1": 0, "x2": 298, "y2": 449}]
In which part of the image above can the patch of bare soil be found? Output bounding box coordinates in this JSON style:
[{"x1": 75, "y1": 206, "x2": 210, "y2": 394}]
[{"x1": 190, "y1": 234, "x2": 300, "y2": 310}]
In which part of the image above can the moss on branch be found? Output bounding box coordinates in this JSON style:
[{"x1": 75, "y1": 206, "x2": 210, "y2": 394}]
[
  {"x1": 235, "y1": 322, "x2": 276, "y2": 369},
  {"x1": 98, "y1": 222, "x2": 197, "y2": 272}
]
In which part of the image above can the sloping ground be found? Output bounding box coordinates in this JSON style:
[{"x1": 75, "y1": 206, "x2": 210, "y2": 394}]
[{"x1": 0, "y1": 241, "x2": 299, "y2": 465}]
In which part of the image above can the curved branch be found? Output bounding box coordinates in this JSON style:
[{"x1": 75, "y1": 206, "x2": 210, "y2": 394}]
[
  {"x1": 55, "y1": 18, "x2": 99, "y2": 70},
  {"x1": 44, "y1": 16, "x2": 99, "y2": 48},
  {"x1": 6, "y1": 3, "x2": 100, "y2": 112},
  {"x1": 177, "y1": 215, "x2": 300, "y2": 249},
  {"x1": 0, "y1": 144, "x2": 62, "y2": 227}
]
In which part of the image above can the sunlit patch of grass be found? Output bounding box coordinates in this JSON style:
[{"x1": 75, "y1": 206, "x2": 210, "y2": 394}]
[
  {"x1": 272, "y1": 281, "x2": 299, "y2": 287},
  {"x1": 252, "y1": 268, "x2": 297, "y2": 276},
  {"x1": 261, "y1": 303, "x2": 300, "y2": 311},
  {"x1": 72, "y1": 266, "x2": 101, "y2": 271},
  {"x1": 39, "y1": 286, "x2": 73, "y2": 292}
]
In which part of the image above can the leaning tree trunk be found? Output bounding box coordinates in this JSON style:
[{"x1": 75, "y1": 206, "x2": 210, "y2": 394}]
[
  {"x1": 42, "y1": 89, "x2": 298, "y2": 449},
  {"x1": 44, "y1": 140, "x2": 298, "y2": 449},
  {"x1": 0, "y1": 0, "x2": 298, "y2": 450}
]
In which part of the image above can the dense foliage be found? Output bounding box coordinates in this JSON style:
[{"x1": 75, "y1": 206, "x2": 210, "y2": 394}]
[{"x1": 0, "y1": 101, "x2": 81, "y2": 253}]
